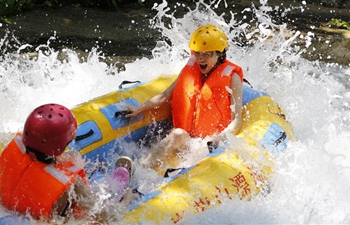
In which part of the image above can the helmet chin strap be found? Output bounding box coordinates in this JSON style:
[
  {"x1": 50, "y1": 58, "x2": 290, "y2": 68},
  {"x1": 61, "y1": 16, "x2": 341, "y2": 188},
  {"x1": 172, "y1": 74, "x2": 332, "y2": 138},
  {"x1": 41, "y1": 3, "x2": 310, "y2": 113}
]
[{"x1": 26, "y1": 146, "x2": 55, "y2": 164}]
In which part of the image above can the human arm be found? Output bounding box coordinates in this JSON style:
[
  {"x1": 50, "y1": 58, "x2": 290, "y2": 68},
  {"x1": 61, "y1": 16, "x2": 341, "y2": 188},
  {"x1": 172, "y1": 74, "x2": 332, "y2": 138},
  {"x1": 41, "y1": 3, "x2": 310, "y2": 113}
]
[
  {"x1": 227, "y1": 73, "x2": 243, "y2": 135},
  {"x1": 125, "y1": 77, "x2": 179, "y2": 118},
  {"x1": 205, "y1": 73, "x2": 243, "y2": 146},
  {"x1": 53, "y1": 176, "x2": 110, "y2": 222}
]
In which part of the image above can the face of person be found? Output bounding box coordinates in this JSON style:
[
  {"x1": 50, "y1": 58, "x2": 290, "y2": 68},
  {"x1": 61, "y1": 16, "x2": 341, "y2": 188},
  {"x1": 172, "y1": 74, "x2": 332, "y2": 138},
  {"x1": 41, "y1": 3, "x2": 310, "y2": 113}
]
[{"x1": 193, "y1": 51, "x2": 220, "y2": 75}]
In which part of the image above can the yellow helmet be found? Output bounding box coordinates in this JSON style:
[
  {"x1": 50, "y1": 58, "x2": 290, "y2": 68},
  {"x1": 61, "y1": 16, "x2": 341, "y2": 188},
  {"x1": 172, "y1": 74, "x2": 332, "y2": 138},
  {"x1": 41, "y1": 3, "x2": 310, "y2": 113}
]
[{"x1": 189, "y1": 24, "x2": 229, "y2": 52}]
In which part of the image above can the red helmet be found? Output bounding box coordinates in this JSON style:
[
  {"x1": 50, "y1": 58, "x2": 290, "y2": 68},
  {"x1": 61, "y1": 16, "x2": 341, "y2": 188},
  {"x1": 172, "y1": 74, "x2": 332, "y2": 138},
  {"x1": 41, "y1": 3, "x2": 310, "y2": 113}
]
[{"x1": 22, "y1": 104, "x2": 77, "y2": 157}]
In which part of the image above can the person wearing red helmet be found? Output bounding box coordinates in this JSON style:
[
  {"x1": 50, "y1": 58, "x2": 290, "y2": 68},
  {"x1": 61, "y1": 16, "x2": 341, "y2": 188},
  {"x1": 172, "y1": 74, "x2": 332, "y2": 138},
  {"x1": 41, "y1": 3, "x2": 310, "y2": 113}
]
[
  {"x1": 22, "y1": 103, "x2": 77, "y2": 161},
  {"x1": 0, "y1": 104, "x2": 132, "y2": 223}
]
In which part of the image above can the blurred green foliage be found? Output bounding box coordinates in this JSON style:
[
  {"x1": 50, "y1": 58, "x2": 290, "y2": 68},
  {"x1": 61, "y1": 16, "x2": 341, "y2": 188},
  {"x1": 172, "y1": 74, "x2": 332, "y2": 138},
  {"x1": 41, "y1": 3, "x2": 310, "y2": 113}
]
[
  {"x1": 0, "y1": 0, "x2": 34, "y2": 16},
  {"x1": 327, "y1": 18, "x2": 350, "y2": 30}
]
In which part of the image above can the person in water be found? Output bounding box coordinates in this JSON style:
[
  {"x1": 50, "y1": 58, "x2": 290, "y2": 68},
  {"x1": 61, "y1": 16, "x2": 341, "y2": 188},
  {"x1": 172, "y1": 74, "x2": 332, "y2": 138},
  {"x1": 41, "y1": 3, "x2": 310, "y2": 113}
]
[
  {"x1": 0, "y1": 104, "x2": 134, "y2": 223},
  {"x1": 126, "y1": 24, "x2": 244, "y2": 171}
]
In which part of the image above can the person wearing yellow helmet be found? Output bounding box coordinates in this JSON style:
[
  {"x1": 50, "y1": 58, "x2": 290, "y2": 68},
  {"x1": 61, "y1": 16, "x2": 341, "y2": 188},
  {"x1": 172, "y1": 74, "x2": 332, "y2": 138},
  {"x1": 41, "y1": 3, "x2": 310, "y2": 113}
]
[
  {"x1": 189, "y1": 24, "x2": 229, "y2": 53},
  {"x1": 187, "y1": 24, "x2": 231, "y2": 79},
  {"x1": 126, "y1": 24, "x2": 243, "y2": 171}
]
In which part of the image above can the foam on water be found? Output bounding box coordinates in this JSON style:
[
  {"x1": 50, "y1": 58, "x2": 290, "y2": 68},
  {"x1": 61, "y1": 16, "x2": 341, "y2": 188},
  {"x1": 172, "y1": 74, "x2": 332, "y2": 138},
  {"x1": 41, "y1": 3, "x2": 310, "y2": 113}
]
[{"x1": 1, "y1": 0, "x2": 350, "y2": 223}]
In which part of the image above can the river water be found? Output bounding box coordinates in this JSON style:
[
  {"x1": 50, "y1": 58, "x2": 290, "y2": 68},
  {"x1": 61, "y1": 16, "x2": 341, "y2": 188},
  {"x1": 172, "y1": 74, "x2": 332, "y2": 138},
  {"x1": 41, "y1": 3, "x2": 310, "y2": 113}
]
[{"x1": 1, "y1": 0, "x2": 350, "y2": 224}]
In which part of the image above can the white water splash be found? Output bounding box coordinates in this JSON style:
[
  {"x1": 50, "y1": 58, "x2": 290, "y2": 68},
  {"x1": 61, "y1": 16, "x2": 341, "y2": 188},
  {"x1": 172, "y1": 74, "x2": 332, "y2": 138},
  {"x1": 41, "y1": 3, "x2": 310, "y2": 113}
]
[{"x1": 1, "y1": 0, "x2": 350, "y2": 224}]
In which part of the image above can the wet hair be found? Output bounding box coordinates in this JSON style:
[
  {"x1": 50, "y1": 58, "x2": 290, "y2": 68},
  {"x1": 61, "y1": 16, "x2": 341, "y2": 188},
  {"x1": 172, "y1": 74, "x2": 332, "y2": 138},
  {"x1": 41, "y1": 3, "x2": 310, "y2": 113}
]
[
  {"x1": 216, "y1": 49, "x2": 227, "y2": 64},
  {"x1": 26, "y1": 146, "x2": 54, "y2": 164},
  {"x1": 205, "y1": 50, "x2": 227, "y2": 76}
]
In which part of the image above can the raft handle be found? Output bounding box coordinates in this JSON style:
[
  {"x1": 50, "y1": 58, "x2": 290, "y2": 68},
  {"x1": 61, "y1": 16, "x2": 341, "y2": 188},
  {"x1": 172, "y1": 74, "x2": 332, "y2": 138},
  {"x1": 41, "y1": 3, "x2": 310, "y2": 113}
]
[
  {"x1": 115, "y1": 110, "x2": 132, "y2": 117},
  {"x1": 164, "y1": 168, "x2": 184, "y2": 178},
  {"x1": 243, "y1": 78, "x2": 253, "y2": 88},
  {"x1": 207, "y1": 141, "x2": 218, "y2": 153},
  {"x1": 268, "y1": 105, "x2": 286, "y2": 120},
  {"x1": 75, "y1": 129, "x2": 94, "y2": 141},
  {"x1": 274, "y1": 131, "x2": 287, "y2": 146},
  {"x1": 118, "y1": 80, "x2": 141, "y2": 89}
]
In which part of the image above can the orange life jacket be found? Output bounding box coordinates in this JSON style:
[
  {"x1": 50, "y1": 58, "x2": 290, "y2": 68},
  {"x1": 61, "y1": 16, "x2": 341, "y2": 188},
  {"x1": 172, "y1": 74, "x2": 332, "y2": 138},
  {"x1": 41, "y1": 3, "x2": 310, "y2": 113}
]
[
  {"x1": 0, "y1": 134, "x2": 86, "y2": 219},
  {"x1": 172, "y1": 57, "x2": 243, "y2": 137}
]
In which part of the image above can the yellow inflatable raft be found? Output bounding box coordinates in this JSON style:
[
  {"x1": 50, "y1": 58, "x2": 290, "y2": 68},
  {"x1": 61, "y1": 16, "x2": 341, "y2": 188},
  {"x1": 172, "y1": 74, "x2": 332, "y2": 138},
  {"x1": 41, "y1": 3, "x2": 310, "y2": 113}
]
[
  {"x1": 0, "y1": 75, "x2": 294, "y2": 224},
  {"x1": 69, "y1": 76, "x2": 176, "y2": 165},
  {"x1": 119, "y1": 76, "x2": 294, "y2": 224},
  {"x1": 68, "y1": 74, "x2": 293, "y2": 224}
]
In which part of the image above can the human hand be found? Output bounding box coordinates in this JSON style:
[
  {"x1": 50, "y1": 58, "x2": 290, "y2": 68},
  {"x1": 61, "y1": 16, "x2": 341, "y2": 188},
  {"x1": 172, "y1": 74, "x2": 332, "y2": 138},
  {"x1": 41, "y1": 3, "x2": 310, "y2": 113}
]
[
  {"x1": 214, "y1": 120, "x2": 241, "y2": 142},
  {"x1": 124, "y1": 105, "x2": 141, "y2": 118},
  {"x1": 225, "y1": 119, "x2": 242, "y2": 135}
]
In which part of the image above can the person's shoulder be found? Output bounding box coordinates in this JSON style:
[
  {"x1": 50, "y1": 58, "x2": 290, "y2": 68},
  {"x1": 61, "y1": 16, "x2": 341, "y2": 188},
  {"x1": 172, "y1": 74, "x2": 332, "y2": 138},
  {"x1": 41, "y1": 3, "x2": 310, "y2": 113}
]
[{"x1": 225, "y1": 59, "x2": 241, "y2": 67}]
